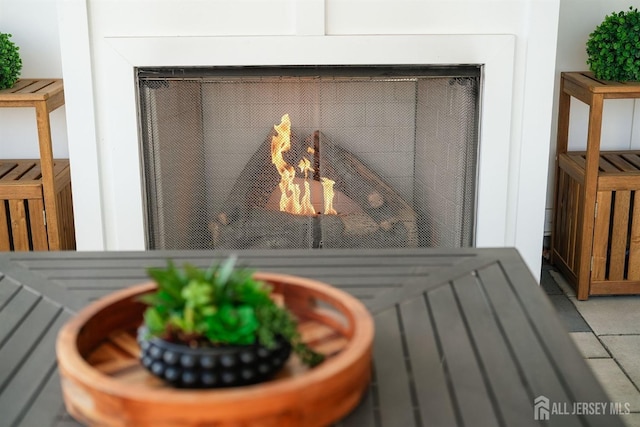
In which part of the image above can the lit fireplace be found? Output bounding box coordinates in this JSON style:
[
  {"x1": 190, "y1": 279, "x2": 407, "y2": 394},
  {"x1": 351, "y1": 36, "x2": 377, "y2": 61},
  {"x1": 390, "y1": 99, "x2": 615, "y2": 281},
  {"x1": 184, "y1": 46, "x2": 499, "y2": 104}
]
[
  {"x1": 211, "y1": 113, "x2": 420, "y2": 249},
  {"x1": 58, "y1": 0, "x2": 560, "y2": 275},
  {"x1": 138, "y1": 66, "x2": 478, "y2": 250}
]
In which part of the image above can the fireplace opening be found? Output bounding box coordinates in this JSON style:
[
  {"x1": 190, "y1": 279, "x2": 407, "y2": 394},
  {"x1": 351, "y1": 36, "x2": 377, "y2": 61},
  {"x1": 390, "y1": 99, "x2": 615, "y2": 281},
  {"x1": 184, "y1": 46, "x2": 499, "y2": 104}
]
[{"x1": 137, "y1": 66, "x2": 480, "y2": 250}]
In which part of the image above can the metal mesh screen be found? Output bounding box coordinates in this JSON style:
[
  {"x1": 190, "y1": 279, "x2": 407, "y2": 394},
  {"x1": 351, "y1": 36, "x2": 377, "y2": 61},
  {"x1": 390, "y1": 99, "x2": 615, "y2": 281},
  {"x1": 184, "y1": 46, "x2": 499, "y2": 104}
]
[{"x1": 138, "y1": 67, "x2": 479, "y2": 250}]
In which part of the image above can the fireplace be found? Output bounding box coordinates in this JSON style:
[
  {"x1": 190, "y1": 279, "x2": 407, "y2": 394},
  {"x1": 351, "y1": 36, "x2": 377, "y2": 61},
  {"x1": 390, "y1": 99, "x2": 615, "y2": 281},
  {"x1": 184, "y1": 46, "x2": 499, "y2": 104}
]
[
  {"x1": 57, "y1": 0, "x2": 561, "y2": 277},
  {"x1": 137, "y1": 66, "x2": 479, "y2": 250}
]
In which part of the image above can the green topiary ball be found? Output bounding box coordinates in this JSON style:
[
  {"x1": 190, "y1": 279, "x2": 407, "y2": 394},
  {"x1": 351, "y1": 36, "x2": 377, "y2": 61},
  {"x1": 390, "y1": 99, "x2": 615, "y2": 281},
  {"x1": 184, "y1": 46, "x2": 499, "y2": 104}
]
[
  {"x1": 0, "y1": 32, "x2": 22, "y2": 90},
  {"x1": 586, "y1": 7, "x2": 640, "y2": 81}
]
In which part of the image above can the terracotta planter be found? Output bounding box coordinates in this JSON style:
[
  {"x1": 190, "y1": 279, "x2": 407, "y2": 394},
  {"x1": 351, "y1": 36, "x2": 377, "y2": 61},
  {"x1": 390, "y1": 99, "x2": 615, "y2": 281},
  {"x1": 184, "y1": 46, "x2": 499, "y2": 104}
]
[{"x1": 56, "y1": 272, "x2": 374, "y2": 427}]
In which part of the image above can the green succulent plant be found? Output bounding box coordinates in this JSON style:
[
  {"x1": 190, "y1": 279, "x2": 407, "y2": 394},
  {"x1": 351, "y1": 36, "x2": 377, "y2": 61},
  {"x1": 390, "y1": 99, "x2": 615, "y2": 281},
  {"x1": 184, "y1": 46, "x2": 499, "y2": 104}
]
[
  {"x1": 139, "y1": 254, "x2": 324, "y2": 367},
  {"x1": 0, "y1": 32, "x2": 22, "y2": 90},
  {"x1": 586, "y1": 7, "x2": 640, "y2": 81}
]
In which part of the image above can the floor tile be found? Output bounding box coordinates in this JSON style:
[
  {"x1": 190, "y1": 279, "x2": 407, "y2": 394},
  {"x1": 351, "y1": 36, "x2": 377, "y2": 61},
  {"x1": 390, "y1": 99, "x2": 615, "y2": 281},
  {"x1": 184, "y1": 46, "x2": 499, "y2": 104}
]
[
  {"x1": 541, "y1": 263, "x2": 563, "y2": 295},
  {"x1": 570, "y1": 332, "x2": 610, "y2": 358},
  {"x1": 586, "y1": 358, "x2": 640, "y2": 411},
  {"x1": 549, "y1": 270, "x2": 575, "y2": 297},
  {"x1": 600, "y1": 335, "x2": 640, "y2": 389},
  {"x1": 544, "y1": 262, "x2": 640, "y2": 423},
  {"x1": 548, "y1": 295, "x2": 591, "y2": 332},
  {"x1": 568, "y1": 296, "x2": 640, "y2": 335}
]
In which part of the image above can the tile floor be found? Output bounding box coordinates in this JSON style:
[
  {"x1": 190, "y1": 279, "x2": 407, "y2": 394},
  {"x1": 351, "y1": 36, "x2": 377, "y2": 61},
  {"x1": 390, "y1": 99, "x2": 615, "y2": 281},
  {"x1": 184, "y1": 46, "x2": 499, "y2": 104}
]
[{"x1": 543, "y1": 261, "x2": 640, "y2": 427}]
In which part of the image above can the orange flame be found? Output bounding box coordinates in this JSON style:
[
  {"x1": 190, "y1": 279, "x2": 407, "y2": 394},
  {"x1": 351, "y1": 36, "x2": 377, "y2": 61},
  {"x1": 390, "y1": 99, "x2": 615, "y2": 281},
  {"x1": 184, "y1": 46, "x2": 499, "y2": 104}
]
[
  {"x1": 270, "y1": 114, "x2": 336, "y2": 216},
  {"x1": 298, "y1": 158, "x2": 314, "y2": 214},
  {"x1": 321, "y1": 177, "x2": 337, "y2": 215}
]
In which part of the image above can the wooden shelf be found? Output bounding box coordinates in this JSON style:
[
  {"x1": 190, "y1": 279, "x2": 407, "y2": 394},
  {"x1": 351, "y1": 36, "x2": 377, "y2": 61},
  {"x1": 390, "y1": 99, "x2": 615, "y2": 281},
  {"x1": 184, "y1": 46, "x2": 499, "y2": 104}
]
[
  {"x1": 552, "y1": 72, "x2": 640, "y2": 299},
  {"x1": 0, "y1": 79, "x2": 75, "y2": 251}
]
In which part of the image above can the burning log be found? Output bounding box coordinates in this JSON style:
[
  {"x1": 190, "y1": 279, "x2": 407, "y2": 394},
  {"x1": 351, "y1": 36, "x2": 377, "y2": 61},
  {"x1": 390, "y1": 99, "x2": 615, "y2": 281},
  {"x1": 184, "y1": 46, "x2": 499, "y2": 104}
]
[
  {"x1": 211, "y1": 208, "x2": 318, "y2": 249},
  {"x1": 308, "y1": 131, "x2": 418, "y2": 246},
  {"x1": 215, "y1": 121, "x2": 307, "y2": 225},
  {"x1": 212, "y1": 117, "x2": 418, "y2": 249}
]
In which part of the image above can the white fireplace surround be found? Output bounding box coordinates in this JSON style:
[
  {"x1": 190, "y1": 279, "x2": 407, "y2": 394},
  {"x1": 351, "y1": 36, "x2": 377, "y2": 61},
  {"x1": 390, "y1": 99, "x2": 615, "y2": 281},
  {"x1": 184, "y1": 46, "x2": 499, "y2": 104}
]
[{"x1": 57, "y1": 0, "x2": 560, "y2": 278}]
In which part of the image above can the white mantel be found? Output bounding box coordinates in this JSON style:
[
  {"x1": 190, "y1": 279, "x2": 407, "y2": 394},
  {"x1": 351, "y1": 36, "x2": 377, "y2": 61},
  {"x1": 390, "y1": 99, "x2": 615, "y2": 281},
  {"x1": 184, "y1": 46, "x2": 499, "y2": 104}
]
[{"x1": 57, "y1": 0, "x2": 560, "y2": 279}]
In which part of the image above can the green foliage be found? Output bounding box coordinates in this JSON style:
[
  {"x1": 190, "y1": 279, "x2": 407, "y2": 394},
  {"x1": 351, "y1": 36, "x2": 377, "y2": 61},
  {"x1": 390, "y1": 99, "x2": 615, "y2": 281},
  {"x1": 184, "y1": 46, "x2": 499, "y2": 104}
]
[
  {"x1": 586, "y1": 7, "x2": 640, "y2": 81},
  {"x1": 0, "y1": 33, "x2": 21, "y2": 90},
  {"x1": 139, "y1": 254, "x2": 324, "y2": 367}
]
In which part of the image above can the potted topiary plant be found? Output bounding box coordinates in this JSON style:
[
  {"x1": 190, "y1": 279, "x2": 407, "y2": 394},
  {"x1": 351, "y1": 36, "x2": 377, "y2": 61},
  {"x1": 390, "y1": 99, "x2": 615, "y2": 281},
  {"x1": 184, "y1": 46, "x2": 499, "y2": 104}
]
[
  {"x1": 586, "y1": 7, "x2": 640, "y2": 81},
  {"x1": 0, "y1": 32, "x2": 22, "y2": 89},
  {"x1": 137, "y1": 254, "x2": 324, "y2": 388}
]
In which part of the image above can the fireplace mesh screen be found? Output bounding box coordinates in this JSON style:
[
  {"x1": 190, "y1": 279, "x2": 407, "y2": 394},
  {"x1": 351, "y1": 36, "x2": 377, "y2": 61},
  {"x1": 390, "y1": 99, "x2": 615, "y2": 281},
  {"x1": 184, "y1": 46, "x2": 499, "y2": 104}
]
[{"x1": 138, "y1": 67, "x2": 479, "y2": 250}]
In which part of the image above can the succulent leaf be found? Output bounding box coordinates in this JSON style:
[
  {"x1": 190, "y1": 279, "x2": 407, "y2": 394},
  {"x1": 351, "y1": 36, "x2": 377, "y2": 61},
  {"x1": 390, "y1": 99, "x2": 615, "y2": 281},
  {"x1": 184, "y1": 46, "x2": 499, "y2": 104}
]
[{"x1": 138, "y1": 255, "x2": 325, "y2": 367}]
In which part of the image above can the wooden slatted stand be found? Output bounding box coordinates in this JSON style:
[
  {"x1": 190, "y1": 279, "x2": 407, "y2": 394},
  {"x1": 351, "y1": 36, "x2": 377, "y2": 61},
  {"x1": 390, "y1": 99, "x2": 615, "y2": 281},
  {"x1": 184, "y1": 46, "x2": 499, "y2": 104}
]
[
  {"x1": 0, "y1": 79, "x2": 75, "y2": 251},
  {"x1": 552, "y1": 72, "x2": 640, "y2": 299}
]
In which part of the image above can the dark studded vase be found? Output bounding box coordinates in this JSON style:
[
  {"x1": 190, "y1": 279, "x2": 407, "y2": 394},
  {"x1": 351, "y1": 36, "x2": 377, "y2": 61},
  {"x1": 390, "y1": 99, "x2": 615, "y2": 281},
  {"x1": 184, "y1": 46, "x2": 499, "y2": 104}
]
[{"x1": 137, "y1": 327, "x2": 292, "y2": 389}]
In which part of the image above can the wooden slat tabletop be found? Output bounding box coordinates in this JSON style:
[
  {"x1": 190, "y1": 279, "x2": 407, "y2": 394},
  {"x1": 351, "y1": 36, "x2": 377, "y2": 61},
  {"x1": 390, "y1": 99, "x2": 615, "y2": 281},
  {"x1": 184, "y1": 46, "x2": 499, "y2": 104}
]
[
  {"x1": 0, "y1": 248, "x2": 627, "y2": 427},
  {"x1": 562, "y1": 72, "x2": 640, "y2": 96},
  {"x1": 0, "y1": 79, "x2": 63, "y2": 102}
]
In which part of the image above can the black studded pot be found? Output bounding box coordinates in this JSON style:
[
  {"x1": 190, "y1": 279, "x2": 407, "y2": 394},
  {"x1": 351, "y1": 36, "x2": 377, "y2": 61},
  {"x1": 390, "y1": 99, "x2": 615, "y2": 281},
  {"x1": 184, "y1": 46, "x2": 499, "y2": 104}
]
[{"x1": 137, "y1": 327, "x2": 292, "y2": 389}]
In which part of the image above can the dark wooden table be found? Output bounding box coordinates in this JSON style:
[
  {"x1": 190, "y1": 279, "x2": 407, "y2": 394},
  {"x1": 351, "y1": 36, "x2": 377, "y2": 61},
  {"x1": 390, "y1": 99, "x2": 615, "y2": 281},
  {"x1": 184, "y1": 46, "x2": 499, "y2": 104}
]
[{"x1": 0, "y1": 248, "x2": 625, "y2": 427}]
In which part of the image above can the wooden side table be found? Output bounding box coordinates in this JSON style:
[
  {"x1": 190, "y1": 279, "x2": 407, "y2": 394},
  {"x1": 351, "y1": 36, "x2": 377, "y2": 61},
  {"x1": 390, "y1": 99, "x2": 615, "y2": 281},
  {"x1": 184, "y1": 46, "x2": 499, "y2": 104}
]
[
  {"x1": 552, "y1": 71, "x2": 640, "y2": 299},
  {"x1": 0, "y1": 79, "x2": 75, "y2": 251}
]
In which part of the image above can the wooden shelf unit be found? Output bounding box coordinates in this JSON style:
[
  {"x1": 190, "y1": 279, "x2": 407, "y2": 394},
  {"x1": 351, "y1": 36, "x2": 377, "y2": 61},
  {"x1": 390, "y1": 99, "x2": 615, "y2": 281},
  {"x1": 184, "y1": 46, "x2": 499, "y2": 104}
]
[
  {"x1": 0, "y1": 79, "x2": 75, "y2": 251},
  {"x1": 552, "y1": 72, "x2": 640, "y2": 299}
]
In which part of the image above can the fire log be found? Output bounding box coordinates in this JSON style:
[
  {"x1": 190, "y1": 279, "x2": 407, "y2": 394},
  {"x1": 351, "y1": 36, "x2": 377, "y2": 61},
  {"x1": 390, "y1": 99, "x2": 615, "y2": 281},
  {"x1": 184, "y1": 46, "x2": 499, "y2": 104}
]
[
  {"x1": 308, "y1": 131, "x2": 418, "y2": 246},
  {"x1": 215, "y1": 127, "x2": 307, "y2": 226},
  {"x1": 213, "y1": 208, "x2": 314, "y2": 249},
  {"x1": 379, "y1": 217, "x2": 399, "y2": 231},
  {"x1": 367, "y1": 191, "x2": 384, "y2": 209},
  {"x1": 212, "y1": 124, "x2": 419, "y2": 249},
  {"x1": 341, "y1": 212, "x2": 380, "y2": 236}
]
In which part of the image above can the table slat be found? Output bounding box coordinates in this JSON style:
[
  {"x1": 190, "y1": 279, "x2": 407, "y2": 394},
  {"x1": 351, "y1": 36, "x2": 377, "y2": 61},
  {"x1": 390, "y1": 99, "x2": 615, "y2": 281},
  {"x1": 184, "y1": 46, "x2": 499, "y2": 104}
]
[
  {"x1": 0, "y1": 274, "x2": 20, "y2": 308},
  {"x1": 373, "y1": 306, "x2": 418, "y2": 426},
  {"x1": 0, "y1": 286, "x2": 40, "y2": 348},
  {"x1": 1, "y1": 312, "x2": 69, "y2": 426},
  {"x1": 0, "y1": 297, "x2": 61, "y2": 391},
  {"x1": 399, "y1": 294, "x2": 458, "y2": 426},
  {"x1": 477, "y1": 263, "x2": 583, "y2": 427},
  {"x1": 452, "y1": 273, "x2": 536, "y2": 427},
  {"x1": 428, "y1": 284, "x2": 500, "y2": 426},
  {"x1": 16, "y1": 370, "x2": 71, "y2": 427},
  {"x1": 334, "y1": 386, "x2": 376, "y2": 427}
]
